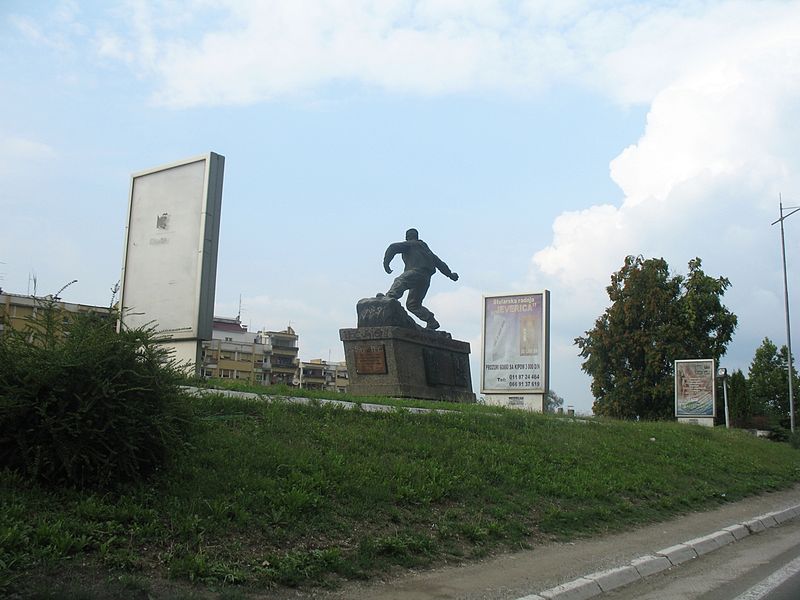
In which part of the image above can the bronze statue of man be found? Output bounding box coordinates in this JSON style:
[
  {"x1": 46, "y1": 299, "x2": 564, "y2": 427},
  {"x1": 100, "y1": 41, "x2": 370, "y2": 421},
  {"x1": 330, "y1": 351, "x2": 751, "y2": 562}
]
[{"x1": 383, "y1": 228, "x2": 459, "y2": 330}]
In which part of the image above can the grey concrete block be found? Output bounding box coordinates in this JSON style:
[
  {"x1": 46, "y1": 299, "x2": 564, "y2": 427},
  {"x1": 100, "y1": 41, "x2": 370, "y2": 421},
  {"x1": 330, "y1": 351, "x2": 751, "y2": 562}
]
[
  {"x1": 771, "y1": 508, "x2": 796, "y2": 524},
  {"x1": 688, "y1": 530, "x2": 735, "y2": 556},
  {"x1": 539, "y1": 577, "x2": 603, "y2": 600},
  {"x1": 516, "y1": 595, "x2": 546, "y2": 600},
  {"x1": 712, "y1": 530, "x2": 736, "y2": 549},
  {"x1": 584, "y1": 565, "x2": 641, "y2": 592},
  {"x1": 631, "y1": 554, "x2": 672, "y2": 577},
  {"x1": 757, "y1": 513, "x2": 778, "y2": 528},
  {"x1": 685, "y1": 533, "x2": 719, "y2": 556},
  {"x1": 743, "y1": 518, "x2": 766, "y2": 533},
  {"x1": 722, "y1": 524, "x2": 750, "y2": 540},
  {"x1": 656, "y1": 543, "x2": 697, "y2": 566}
]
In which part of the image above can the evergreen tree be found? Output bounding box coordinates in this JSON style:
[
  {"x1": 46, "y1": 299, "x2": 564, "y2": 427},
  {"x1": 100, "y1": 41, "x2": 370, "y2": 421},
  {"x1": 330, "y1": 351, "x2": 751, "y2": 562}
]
[
  {"x1": 576, "y1": 256, "x2": 737, "y2": 420},
  {"x1": 748, "y1": 337, "x2": 799, "y2": 428},
  {"x1": 726, "y1": 369, "x2": 751, "y2": 427}
]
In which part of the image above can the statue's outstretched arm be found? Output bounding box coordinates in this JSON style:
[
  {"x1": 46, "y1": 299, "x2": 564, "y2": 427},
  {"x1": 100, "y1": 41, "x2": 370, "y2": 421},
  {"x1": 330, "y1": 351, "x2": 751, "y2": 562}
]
[{"x1": 433, "y1": 254, "x2": 459, "y2": 281}]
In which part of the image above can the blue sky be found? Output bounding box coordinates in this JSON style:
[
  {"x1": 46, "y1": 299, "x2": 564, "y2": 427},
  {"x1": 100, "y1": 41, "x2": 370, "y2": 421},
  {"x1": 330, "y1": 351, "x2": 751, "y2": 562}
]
[{"x1": 2, "y1": 1, "x2": 800, "y2": 413}]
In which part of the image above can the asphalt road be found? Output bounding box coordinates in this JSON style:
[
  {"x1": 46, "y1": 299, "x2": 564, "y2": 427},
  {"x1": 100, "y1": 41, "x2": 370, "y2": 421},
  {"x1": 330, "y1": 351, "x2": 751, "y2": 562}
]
[{"x1": 603, "y1": 518, "x2": 800, "y2": 600}]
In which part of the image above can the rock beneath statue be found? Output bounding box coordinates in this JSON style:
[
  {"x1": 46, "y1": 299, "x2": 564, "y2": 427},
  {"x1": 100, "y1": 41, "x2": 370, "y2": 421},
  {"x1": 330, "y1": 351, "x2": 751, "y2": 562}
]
[{"x1": 357, "y1": 295, "x2": 421, "y2": 330}]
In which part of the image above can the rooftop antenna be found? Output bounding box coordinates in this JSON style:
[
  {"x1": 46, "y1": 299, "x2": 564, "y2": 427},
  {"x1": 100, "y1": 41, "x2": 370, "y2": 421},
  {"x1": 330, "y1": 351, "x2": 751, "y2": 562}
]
[
  {"x1": 237, "y1": 294, "x2": 242, "y2": 322},
  {"x1": 28, "y1": 271, "x2": 37, "y2": 296},
  {"x1": 54, "y1": 279, "x2": 78, "y2": 301}
]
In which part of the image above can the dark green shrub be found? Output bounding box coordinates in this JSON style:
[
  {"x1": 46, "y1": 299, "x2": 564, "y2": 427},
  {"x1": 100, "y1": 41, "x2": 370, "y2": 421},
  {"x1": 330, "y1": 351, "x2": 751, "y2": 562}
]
[{"x1": 0, "y1": 299, "x2": 192, "y2": 488}]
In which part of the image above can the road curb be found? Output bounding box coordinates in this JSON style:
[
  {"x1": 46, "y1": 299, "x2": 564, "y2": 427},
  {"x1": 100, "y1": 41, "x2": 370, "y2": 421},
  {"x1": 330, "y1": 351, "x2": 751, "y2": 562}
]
[{"x1": 520, "y1": 503, "x2": 800, "y2": 600}]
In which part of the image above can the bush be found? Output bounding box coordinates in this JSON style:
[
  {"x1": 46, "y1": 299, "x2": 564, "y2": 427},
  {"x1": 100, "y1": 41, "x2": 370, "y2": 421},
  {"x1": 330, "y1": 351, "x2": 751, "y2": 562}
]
[{"x1": 0, "y1": 299, "x2": 192, "y2": 488}]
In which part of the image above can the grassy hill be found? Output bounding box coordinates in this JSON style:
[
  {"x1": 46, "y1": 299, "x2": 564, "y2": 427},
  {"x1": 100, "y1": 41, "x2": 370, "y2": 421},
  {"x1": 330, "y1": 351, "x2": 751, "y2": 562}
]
[{"x1": 3, "y1": 387, "x2": 799, "y2": 599}]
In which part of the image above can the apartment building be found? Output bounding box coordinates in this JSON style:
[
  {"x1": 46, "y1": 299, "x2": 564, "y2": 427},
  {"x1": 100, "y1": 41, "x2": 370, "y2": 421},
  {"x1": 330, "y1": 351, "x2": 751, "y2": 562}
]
[
  {"x1": 200, "y1": 319, "x2": 301, "y2": 386},
  {"x1": 0, "y1": 291, "x2": 110, "y2": 337},
  {"x1": 299, "y1": 359, "x2": 349, "y2": 393},
  {"x1": 262, "y1": 326, "x2": 299, "y2": 385},
  {"x1": 1, "y1": 292, "x2": 348, "y2": 392},
  {"x1": 200, "y1": 317, "x2": 273, "y2": 384}
]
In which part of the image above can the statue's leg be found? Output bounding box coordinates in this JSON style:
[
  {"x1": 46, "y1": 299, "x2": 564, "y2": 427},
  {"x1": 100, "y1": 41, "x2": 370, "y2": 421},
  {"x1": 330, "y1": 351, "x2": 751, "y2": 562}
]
[
  {"x1": 386, "y1": 274, "x2": 409, "y2": 299},
  {"x1": 406, "y1": 278, "x2": 438, "y2": 329}
]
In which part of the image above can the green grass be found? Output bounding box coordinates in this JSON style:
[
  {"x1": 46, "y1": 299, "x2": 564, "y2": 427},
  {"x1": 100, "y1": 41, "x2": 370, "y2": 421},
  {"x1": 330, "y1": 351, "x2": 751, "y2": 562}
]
[{"x1": 3, "y1": 390, "x2": 799, "y2": 598}]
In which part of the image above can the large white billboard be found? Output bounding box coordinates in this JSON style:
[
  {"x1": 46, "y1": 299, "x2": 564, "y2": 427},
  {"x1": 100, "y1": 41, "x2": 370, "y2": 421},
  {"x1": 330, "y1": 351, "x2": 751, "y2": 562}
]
[
  {"x1": 481, "y1": 292, "x2": 550, "y2": 395},
  {"x1": 118, "y1": 153, "x2": 224, "y2": 354}
]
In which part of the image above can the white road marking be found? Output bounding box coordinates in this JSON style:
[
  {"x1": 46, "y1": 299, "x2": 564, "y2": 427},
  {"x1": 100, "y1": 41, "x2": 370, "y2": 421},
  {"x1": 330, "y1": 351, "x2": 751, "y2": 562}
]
[{"x1": 733, "y1": 555, "x2": 800, "y2": 600}]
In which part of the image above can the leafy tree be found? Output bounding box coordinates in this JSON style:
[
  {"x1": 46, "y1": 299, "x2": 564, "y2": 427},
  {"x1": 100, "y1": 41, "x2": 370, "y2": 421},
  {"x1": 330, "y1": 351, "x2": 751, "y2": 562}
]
[
  {"x1": 576, "y1": 255, "x2": 737, "y2": 420},
  {"x1": 544, "y1": 389, "x2": 564, "y2": 413},
  {"x1": 748, "y1": 337, "x2": 799, "y2": 428}
]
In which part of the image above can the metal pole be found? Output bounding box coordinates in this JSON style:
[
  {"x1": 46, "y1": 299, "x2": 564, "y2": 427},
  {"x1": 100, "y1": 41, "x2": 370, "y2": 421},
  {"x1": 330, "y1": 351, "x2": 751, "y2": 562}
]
[
  {"x1": 773, "y1": 197, "x2": 799, "y2": 432},
  {"x1": 723, "y1": 375, "x2": 730, "y2": 429}
]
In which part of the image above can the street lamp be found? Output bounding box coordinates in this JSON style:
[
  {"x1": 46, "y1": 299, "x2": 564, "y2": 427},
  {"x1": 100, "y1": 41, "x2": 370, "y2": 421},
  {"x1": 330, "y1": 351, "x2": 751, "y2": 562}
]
[
  {"x1": 771, "y1": 197, "x2": 799, "y2": 433},
  {"x1": 717, "y1": 367, "x2": 729, "y2": 429}
]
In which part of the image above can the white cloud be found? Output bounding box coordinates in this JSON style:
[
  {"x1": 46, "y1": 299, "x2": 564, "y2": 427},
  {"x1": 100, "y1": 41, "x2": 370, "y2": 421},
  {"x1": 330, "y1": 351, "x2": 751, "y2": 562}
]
[
  {"x1": 528, "y1": 2, "x2": 800, "y2": 409},
  {"x1": 74, "y1": 0, "x2": 643, "y2": 107},
  {"x1": 18, "y1": 2, "x2": 800, "y2": 112},
  {"x1": 0, "y1": 136, "x2": 56, "y2": 161},
  {"x1": 428, "y1": 285, "x2": 483, "y2": 338},
  {"x1": 534, "y1": 5, "x2": 800, "y2": 285},
  {"x1": 0, "y1": 136, "x2": 57, "y2": 179}
]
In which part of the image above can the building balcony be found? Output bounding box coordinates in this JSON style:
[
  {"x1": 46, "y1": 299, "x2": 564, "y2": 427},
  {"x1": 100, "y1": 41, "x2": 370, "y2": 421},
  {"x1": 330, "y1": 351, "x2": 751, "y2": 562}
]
[{"x1": 272, "y1": 345, "x2": 298, "y2": 354}]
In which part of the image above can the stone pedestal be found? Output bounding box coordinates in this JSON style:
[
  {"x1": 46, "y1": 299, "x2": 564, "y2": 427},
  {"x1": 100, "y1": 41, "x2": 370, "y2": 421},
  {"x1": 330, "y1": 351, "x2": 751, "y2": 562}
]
[{"x1": 340, "y1": 326, "x2": 476, "y2": 403}]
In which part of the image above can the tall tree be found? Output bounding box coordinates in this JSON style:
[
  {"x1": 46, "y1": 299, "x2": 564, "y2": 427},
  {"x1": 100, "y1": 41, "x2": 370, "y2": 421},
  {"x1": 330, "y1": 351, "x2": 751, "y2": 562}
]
[
  {"x1": 748, "y1": 337, "x2": 799, "y2": 428},
  {"x1": 576, "y1": 256, "x2": 737, "y2": 420},
  {"x1": 725, "y1": 369, "x2": 752, "y2": 427}
]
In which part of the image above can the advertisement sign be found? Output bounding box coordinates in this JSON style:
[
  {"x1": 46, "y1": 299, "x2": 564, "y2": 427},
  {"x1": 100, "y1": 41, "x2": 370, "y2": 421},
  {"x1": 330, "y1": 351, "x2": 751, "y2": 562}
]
[
  {"x1": 675, "y1": 359, "x2": 716, "y2": 417},
  {"x1": 481, "y1": 292, "x2": 549, "y2": 394},
  {"x1": 119, "y1": 153, "x2": 224, "y2": 345}
]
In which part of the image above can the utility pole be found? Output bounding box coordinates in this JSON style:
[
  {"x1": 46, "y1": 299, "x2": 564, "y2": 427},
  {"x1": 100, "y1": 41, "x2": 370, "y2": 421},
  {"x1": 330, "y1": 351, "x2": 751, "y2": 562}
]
[
  {"x1": 772, "y1": 196, "x2": 799, "y2": 432},
  {"x1": 718, "y1": 367, "x2": 730, "y2": 429}
]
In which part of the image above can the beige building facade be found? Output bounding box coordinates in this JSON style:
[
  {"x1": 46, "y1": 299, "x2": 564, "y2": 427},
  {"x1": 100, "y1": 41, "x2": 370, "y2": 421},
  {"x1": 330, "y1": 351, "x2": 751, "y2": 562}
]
[
  {"x1": 299, "y1": 359, "x2": 349, "y2": 393},
  {"x1": 0, "y1": 291, "x2": 110, "y2": 338},
  {"x1": 1, "y1": 294, "x2": 349, "y2": 393}
]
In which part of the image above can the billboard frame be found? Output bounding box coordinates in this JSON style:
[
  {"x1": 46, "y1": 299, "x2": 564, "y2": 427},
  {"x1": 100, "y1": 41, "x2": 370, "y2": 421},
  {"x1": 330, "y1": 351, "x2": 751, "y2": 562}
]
[
  {"x1": 674, "y1": 358, "x2": 716, "y2": 419},
  {"x1": 118, "y1": 152, "x2": 224, "y2": 364},
  {"x1": 480, "y1": 291, "x2": 550, "y2": 397}
]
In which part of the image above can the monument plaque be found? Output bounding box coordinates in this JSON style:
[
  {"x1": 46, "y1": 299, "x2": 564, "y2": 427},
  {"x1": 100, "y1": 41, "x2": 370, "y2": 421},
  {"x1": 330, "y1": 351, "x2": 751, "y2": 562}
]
[{"x1": 355, "y1": 345, "x2": 388, "y2": 374}]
